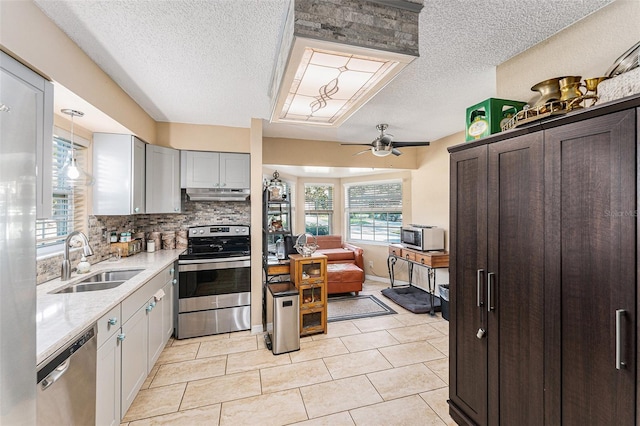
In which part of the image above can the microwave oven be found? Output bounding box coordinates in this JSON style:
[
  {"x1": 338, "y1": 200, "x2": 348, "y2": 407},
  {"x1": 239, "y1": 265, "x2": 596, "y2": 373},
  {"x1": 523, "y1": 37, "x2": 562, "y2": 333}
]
[{"x1": 401, "y1": 225, "x2": 444, "y2": 251}]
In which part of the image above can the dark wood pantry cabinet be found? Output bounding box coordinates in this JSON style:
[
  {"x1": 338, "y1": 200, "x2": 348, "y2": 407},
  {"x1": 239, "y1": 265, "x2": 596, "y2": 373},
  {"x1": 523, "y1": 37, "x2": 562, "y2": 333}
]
[{"x1": 448, "y1": 95, "x2": 639, "y2": 426}]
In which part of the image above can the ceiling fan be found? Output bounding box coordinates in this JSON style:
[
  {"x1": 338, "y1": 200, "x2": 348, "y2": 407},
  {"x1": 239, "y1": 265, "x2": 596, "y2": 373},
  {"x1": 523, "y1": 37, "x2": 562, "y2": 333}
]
[{"x1": 343, "y1": 124, "x2": 430, "y2": 157}]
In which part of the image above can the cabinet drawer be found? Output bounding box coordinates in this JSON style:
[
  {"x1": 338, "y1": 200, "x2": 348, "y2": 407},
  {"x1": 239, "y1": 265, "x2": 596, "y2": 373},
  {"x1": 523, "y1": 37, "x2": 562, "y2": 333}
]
[
  {"x1": 388, "y1": 245, "x2": 403, "y2": 256},
  {"x1": 122, "y1": 264, "x2": 174, "y2": 321},
  {"x1": 268, "y1": 263, "x2": 290, "y2": 276},
  {"x1": 97, "y1": 304, "x2": 122, "y2": 348},
  {"x1": 402, "y1": 250, "x2": 416, "y2": 261}
]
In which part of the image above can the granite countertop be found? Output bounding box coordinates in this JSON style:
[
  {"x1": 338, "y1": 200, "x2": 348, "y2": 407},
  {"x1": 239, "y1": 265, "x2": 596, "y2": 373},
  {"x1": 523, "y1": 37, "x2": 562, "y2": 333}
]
[{"x1": 36, "y1": 249, "x2": 183, "y2": 365}]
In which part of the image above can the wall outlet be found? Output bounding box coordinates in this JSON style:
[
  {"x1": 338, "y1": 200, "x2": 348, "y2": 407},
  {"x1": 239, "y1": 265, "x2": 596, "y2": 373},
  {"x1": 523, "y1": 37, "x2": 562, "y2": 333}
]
[{"x1": 368, "y1": 260, "x2": 374, "y2": 269}]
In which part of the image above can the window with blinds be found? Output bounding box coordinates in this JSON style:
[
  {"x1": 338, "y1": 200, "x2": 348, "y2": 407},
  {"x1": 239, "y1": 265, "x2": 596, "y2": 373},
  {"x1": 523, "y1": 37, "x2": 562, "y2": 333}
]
[
  {"x1": 346, "y1": 181, "x2": 402, "y2": 243},
  {"x1": 304, "y1": 184, "x2": 333, "y2": 235},
  {"x1": 36, "y1": 134, "x2": 88, "y2": 247}
]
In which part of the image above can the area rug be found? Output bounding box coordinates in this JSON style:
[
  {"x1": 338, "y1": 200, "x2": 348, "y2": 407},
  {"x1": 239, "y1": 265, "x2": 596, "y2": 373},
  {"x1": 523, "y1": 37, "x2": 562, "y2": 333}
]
[
  {"x1": 381, "y1": 285, "x2": 441, "y2": 314},
  {"x1": 327, "y1": 294, "x2": 396, "y2": 322}
]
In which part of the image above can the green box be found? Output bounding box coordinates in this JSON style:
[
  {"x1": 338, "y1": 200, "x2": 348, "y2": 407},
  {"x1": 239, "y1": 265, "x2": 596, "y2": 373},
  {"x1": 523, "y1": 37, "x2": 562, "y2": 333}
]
[{"x1": 465, "y1": 98, "x2": 526, "y2": 141}]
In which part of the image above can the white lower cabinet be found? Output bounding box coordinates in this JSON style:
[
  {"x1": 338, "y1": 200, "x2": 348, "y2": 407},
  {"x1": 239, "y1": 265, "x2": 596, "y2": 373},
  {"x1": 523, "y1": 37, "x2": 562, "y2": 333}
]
[
  {"x1": 162, "y1": 280, "x2": 175, "y2": 341},
  {"x1": 96, "y1": 305, "x2": 122, "y2": 426},
  {"x1": 95, "y1": 264, "x2": 176, "y2": 425},
  {"x1": 120, "y1": 306, "x2": 149, "y2": 418},
  {"x1": 147, "y1": 295, "x2": 164, "y2": 371}
]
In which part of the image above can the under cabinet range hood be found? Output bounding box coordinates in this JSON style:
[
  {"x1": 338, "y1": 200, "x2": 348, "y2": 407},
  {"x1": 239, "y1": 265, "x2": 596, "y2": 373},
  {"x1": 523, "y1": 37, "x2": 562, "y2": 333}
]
[{"x1": 186, "y1": 188, "x2": 250, "y2": 202}]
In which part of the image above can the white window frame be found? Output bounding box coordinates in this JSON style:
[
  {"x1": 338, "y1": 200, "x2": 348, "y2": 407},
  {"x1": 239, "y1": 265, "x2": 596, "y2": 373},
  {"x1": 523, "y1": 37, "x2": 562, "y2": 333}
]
[
  {"x1": 304, "y1": 183, "x2": 334, "y2": 236},
  {"x1": 344, "y1": 180, "x2": 402, "y2": 244},
  {"x1": 36, "y1": 127, "x2": 89, "y2": 258}
]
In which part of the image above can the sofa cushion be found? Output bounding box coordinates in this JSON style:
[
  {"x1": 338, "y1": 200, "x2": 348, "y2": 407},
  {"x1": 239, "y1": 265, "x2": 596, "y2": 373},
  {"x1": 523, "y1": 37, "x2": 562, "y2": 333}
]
[
  {"x1": 326, "y1": 263, "x2": 364, "y2": 284},
  {"x1": 315, "y1": 235, "x2": 343, "y2": 249},
  {"x1": 317, "y1": 248, "x2": 355, "y2": 262}
]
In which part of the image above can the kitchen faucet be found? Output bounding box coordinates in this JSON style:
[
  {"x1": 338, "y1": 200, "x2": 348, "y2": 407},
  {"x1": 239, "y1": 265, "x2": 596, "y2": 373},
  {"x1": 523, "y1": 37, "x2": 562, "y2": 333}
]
[{"x1": 61, "y1": 231, "x2": 94, "y2": 281}]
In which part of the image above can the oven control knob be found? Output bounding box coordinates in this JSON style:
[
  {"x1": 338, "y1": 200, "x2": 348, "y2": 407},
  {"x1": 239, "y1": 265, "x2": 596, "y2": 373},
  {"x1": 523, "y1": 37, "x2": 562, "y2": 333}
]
[{"x1": 199, "y1": 229, "x2": 204, "y2": 234}]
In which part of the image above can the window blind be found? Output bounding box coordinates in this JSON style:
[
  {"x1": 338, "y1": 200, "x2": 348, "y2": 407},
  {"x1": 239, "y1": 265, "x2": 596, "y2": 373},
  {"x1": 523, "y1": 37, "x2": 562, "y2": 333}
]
[
  {"x1": 304, "y1": 184, "x2": 334, "y2": 211},
  {"x1": 36, "y1": 135, "x2": 87, "y2": 247},
  {"x1": 347, "y1": 182, "x2": 402, "y2": 210}
]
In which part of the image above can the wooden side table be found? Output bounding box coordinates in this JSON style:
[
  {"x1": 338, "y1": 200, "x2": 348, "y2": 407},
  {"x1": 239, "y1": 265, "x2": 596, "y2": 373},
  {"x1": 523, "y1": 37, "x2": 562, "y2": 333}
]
[{"x1": 387, "y1": 244, "x2": 449, "y2": 315}]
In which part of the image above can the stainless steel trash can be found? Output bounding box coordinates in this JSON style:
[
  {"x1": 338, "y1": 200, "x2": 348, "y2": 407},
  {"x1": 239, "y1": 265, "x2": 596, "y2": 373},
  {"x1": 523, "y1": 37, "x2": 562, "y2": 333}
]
[{"x1": 266, "y1": 282, "x2": 300, "y2": 355}]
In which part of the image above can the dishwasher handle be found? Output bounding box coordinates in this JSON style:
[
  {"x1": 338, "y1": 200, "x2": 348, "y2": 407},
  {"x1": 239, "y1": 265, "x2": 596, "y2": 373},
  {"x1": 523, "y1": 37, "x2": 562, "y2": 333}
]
[
  {"x1": 37, "y1": 325, "x2": 96, "y2": 386},
  {"x1": 40, "y1": 359, "x2": 70, "y2": 391}
]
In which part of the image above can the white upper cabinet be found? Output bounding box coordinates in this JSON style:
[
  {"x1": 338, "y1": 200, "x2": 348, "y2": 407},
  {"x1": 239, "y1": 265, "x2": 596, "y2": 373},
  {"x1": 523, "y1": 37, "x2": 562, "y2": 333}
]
[
  {"x1": 181, "y1": 151, "x2": 250, "y2": 189},
  {"x1": 93, "y1": 134, "x2": 146, "y2": 215},
  {"x1": 146, "y1": 145, "x2": 180, "y2": 213},
  {"x1": 1, "y1": 52, "x2": 54, "y2": 219},
  {"x1": 220, "y1": 153, "x2": 251, "y2": 189},
  {"x1": 181, "y1": 151, "x2": 220, "y2": 188}
]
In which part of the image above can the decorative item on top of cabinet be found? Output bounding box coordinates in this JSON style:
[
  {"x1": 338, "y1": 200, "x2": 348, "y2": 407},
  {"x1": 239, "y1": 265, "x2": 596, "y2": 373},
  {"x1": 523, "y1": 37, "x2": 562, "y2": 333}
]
[
  {"x1": 93, "y1": 133, "x2": 146, "y2": 215},
  {"x1": 180, "y1": 151, "x2": 250, "y2": 189},
  {"x1": 146, "y1": 144, "x2": 180, "y2": 213}
]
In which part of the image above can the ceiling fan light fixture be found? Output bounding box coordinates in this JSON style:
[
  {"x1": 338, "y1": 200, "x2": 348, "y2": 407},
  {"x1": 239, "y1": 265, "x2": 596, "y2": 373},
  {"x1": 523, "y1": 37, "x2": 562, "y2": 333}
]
[{"x1": 371, "y1": 147, "x2": 392, "y2": 157}]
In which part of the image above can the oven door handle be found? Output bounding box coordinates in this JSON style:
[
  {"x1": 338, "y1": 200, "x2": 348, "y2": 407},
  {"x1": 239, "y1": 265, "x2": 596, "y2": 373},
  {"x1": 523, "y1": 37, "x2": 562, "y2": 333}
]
[{"x1": 178, "y1": 258, "x2": 251, "y2": 272}]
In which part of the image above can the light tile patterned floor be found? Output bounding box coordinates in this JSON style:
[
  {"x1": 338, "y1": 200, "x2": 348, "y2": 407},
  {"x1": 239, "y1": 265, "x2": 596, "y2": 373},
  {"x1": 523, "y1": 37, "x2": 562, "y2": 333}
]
[{"x1": 121, "y1": 281, "x2": 455, "y2": 425}]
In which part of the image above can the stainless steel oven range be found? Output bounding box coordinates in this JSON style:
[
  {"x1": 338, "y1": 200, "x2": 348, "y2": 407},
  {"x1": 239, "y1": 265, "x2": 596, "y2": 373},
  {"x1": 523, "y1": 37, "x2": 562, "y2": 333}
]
[{"x1": 177, "y1": 225, "x2": 250, "y2": 339}]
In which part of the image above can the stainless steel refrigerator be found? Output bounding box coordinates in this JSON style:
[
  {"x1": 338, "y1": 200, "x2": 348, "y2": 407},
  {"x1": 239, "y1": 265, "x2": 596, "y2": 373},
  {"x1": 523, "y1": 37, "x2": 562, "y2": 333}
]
[{"x1": 1, "y1": 51, "x2": 53, "y2": 425}]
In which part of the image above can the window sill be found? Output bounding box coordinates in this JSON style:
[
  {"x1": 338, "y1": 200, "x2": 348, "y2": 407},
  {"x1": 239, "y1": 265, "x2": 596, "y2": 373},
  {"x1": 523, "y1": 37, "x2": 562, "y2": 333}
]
[{"x1": 36, "y1": 243, "x2": 83, "y2": 260}]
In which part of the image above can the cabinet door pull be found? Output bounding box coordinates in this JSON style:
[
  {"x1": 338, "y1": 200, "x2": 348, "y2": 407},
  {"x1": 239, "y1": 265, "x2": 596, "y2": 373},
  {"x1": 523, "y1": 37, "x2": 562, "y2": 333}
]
[
  {"x1": 616, "y1": 309, "x2": 626, "y2": 369},
  {"x1": 476, "y1": 269, "x2": 484, "y2": 307},
  {"x1": 487, "y1": 272, "x2": 496, "y2": 312}
]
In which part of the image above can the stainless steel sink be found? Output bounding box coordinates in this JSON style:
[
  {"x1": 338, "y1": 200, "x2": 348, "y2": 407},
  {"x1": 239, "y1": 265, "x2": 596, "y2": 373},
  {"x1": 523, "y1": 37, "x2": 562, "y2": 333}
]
[
  {"x1": 51, "y1": 268, "x2": 144, "y2": 294},
  {"x1": 53, "y1": 281, "x2": 126, "y2": 293},
  {"x1": 77, "y1": 269, "x2": 143, "y2": 283}
]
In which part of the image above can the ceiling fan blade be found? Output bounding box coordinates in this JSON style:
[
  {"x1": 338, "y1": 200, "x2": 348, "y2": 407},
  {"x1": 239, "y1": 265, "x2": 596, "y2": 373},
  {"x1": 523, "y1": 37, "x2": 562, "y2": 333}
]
[
  {"x1": 341, "y1": 143, "x2": 374, "y2": 147},
  {"x1": 392, "y1": 148, "x2": 402, "y2": 156},
  {"x1": 392, "y1": 141, "x2": 431, "y2": 147}
]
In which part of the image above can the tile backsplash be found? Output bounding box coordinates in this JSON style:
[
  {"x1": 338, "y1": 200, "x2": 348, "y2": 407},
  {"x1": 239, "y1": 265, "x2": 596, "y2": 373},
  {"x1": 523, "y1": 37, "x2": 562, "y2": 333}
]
[{"x1": 36, "y1": 193, "x2": 251, "y2": 284}]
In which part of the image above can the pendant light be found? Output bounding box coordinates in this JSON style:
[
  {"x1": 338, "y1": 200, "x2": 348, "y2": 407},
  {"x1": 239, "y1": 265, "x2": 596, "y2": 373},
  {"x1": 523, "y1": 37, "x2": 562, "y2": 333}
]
[{"x1": 60, "y1": 108, "x2": 94, "y2": 186}]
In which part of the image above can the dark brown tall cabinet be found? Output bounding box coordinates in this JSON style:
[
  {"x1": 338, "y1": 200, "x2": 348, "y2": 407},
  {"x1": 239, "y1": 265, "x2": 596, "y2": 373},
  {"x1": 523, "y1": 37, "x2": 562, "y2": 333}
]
[{"x1": 448, "y1": 97, "x2": 639, "y2": 426}]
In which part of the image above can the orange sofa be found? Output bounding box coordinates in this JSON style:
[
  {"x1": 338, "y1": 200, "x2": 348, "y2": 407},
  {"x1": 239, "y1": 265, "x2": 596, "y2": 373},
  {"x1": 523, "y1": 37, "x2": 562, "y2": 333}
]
[{"x1": 314, "y1": 235, "x2": 364, "y2": 295}]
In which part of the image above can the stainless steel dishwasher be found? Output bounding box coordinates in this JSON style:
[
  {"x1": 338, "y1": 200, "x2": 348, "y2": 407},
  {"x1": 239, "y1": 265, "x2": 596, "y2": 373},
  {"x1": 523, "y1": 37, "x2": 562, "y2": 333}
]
[{"x1": 36, "y1": 325, "x2": 96, "y2": 425}]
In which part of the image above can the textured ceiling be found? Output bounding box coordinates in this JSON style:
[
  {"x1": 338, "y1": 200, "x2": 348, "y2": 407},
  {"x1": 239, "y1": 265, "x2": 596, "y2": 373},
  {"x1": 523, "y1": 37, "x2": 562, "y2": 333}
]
[{"x1": 34, "y1": 0, "x2": 613, "y2": 145}]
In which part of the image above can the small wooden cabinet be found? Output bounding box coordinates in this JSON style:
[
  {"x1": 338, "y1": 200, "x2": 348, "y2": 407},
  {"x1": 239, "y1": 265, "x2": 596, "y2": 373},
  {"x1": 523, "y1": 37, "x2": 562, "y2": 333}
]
[{"x1": 289, "y1": 254, "x2": 327, "y2": 336}]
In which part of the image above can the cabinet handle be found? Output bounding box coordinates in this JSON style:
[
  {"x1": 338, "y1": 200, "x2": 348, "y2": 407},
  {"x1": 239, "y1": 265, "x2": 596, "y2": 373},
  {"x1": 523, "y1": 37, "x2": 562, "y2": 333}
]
[
  {"x1": 134, "y1": 207, "x2": 140, "y2": 213},
  {"x1": 487, "y1": 272, "x2": 496, "y2": 312},
  {"x1": 174, "y1": 207, "x2": 180, "y2": 212},
  {"x1": 616, "y1": 309, "x2": 626, "y2": 369},
  {"x1": 146, "y1": 302, "x2": 156, "y2": 312},
  {"x1": 108, "y1": 317, "x2": 118, "y2": 326},
  {"x1": 476, "y1": 269, "x2": 484, "y2": 307},
  {"x1": 172, "y1": 278, "x2": 177, "y2": 285},
  {"x1": 117, "y1": 333, "x2": 126, "y2": 342},
  {"x1": 170, "y1": 268, "x2": 175, "y2": 275}
]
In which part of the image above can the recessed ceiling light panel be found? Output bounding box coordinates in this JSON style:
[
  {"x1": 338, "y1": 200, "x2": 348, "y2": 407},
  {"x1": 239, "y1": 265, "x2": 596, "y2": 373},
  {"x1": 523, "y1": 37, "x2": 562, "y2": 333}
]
[{"x1": 271, "y1": 37, "x2": 416, "y2": 127}]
